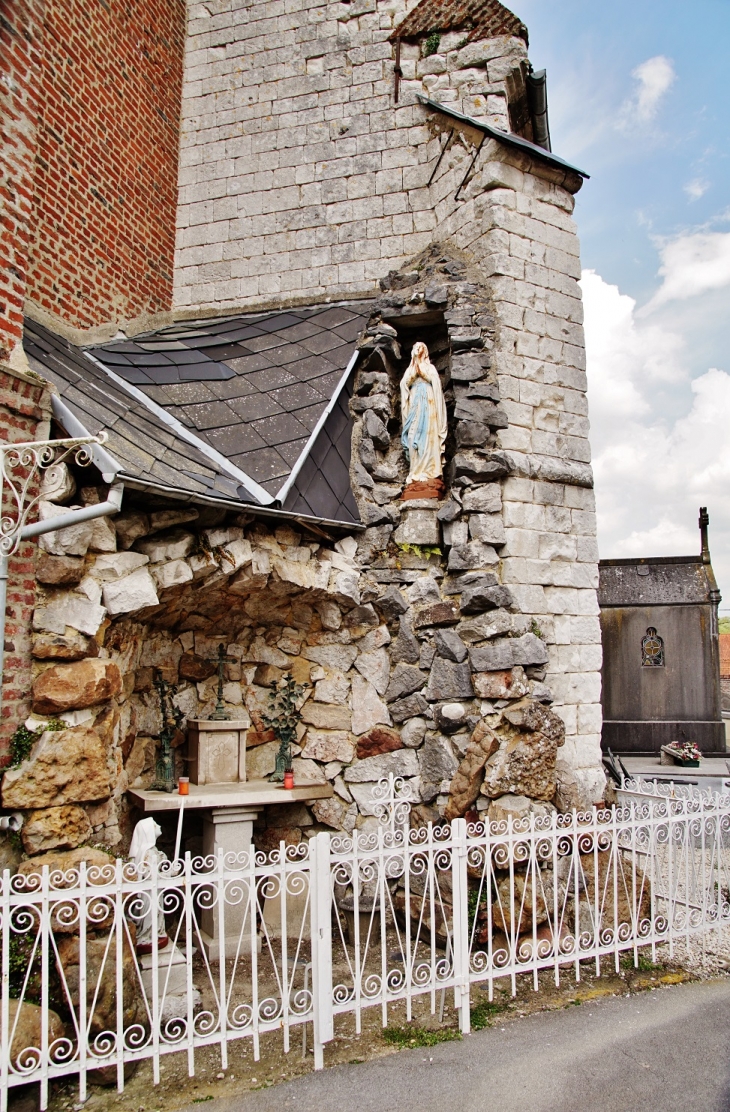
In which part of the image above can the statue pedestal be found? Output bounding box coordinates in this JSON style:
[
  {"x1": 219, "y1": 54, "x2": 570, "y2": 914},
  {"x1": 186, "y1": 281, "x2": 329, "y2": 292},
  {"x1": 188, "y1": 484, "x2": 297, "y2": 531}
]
[{"x1": 186, "y1": 718, "x2": 248, "y2": 784}]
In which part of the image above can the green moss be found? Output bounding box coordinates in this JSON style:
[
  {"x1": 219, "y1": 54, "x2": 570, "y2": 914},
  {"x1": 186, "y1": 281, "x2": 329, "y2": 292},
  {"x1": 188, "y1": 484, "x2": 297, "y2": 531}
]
[
  {"x1": 423, "y1": 30, "x2": 441, "y2": 57},
  {"x1": 470, "y1": 999, "x2": 507, "y2": 1030},
  {"x1": 9, "y1": 719, "x2": 65, "y2": 767},
  {"x1": 383, "y1": 1024, "x2": 460, "y2": 1048},
  {"x1": 719, "y1": 617, "x2": 730, "y2": 634},
  {"x1": 397, "y1": 543, "x2": 442, "y2": 561}
]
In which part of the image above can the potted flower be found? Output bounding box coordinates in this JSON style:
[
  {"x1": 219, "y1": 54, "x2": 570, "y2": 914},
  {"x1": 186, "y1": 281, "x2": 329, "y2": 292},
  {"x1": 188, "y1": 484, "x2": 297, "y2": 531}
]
[{"x1": 660, "y1": 741, "x2": 702, "y2": 768}]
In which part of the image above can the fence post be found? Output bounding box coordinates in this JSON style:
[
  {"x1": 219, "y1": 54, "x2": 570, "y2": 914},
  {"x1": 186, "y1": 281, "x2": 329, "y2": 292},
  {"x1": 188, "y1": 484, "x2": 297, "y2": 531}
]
[
  {"x1": 310, "y1": 831, "x2": 333, "y2": 1069},
  {"x1": 451, "y1": 817, "x2": 470, "y2": 1034}
]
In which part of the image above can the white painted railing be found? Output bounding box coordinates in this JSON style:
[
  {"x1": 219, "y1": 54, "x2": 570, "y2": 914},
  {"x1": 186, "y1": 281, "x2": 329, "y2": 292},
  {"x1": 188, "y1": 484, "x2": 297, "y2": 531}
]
[{"x1": 3, "y1": 776, "x2": 730, "y2": 1109}]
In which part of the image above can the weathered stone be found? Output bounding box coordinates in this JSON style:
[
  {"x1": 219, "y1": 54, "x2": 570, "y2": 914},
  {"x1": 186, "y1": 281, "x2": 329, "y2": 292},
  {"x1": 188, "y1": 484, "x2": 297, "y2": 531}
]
[
  {"x1": 314, "y1": 670, "x2": 350, "y2": 705},
  {"x1": 452, "y1": 451, "x2": 512, "y2": 482},
  {"x1": 37, "y1": 502, "x2": 93, "y2": 556},
  {"x1": 510, "y1": 633, "x2": 549, "y2": 667},
  {"x1": 356, "y1": 726, "x2": 402, "y2": 759},
  {"x1": 91, "y1": 551, "x2": 150, "y2": 580},
  {"x1": 290, "y1": 758, "x2": 327, "y2": 784},
  {"x1": 385, "y1": 663, "x2": 427, "y2": 703},
  {"x1": 304, "y1": 644, "x2": 358, "y2": 670},
  {"x1": 311, "y1": 797, "x2": 345, "y2": 829},
  {"x1": 390, "y1": 692, "x2": 429, "y2": 723},
  {"x1": 149, "y1": 508, "x2": 199, "y2": 533},
  {"x1": 457, "y1": 608, "x2": 512, "y2": 643},
  {"x1": 473, "y1": 667, "x2": 529, "y2": 700},
  {"x1": 493, "y1": 871, "x2": 554, "y2": 934},
  {"x1": 436, "y1": 500, "x2": 461, "y2": 523},
  {"x1": 407, "y1": 576, "x2": 441, "y2": 604},
  {"x1": 33, "y1": 594, "x2": 106, "y2": 637},
  {"x1": 360, "y1": 501, "x2": 398, "y2": 527},
  {"x1": 247, "y1": 741, "x2": 279, "y2": 779},
  {"x1": 32, "y1": 631, "x2": 98, "y2": 661},
  {"x1": 442, "y1": 570, "x2": 498, "y2": 595},
  {"x1": 469, "y1": 639, "x2": 514, "y2": 672},
  {"x1": 418, "y1": 735, "x2": 459, "y2": 793},
  {"x1": 553, "y1": 764, "x2": 607, "y2": 813},
  {"x1": 358, "y1": 624, "x2": 391, "y2": 653},
  {"x1": 469, "y1": 513, "x2": 506, "y2": 546},
  {"x1": 344, "y1": 749, "x2": 419, "y2": 783},
  {"x1": 434, "y1": 702, "x2": 468, "y2": 733},
  {"x1": 7, "y1": 1000, "x2": 65, "y2": 1068},
  {"x1": 454, "y1": 398, "x2": 508, "y2": 429},
  {"x1": 301, "y1": 702, "x2": 352, "y2": 730},
  {"x1": 393, "y1": 508, "x2": 440, "y2": 546},
  {"x1": 401, "y1": 717, "x2": 428, "y2": 747},
  {"x1": 344, "y1": 603, "x2": 379, "y2": 636},
  {"x1": 32, "y1": 659, "x2": 122, "y2": 714},
  {"x1": 461, "y1": 581, "x2": 513, "y2": 614},
  {"x1": 17, "y1": 846, "x2": 114, "y2": 884},
  {"x1": 22, "y1": 804, "x2": 92, "y2": 855},
  {"x1": 89, "y1": 515, "x2": 117, "y2": 553},
  {"x1": 351, "y1": 675, "x2": 392, "y2": 735},
  {"x1": 461, "y1": 485, "x2": 502, "y2": 514},
  {"x1": 442, "y1": 519, "x2": 469, "y2": 546},
  {"x1": 374, "y1": 585, "x2": 408, "y2": 621},
  {"x1": 424, "y1": 283, "x2": 448, "y2": 306},
  {"x1": 363, "y1": 408, "x2": 390, "y2": 450},
  {"x1": 455, "y1": 421, "x2": 491, "y2": 447},
  {"x1": 301, "y1": 730, "x2": 354, "y2": 764},
  {"x1": 41, "y1": 461, "x2": 76, "y2": 502},
  {"x1": 390, "y1": 617, "x2": 421, "y2": 664},
  {"x1": 413, "y1": 601, "x2": 459, "y2": 628},
  {"x1": 447, "y1": 541, "x2": 499, "y2": 571},
  {"x1": 56, "y1": 932, "x2": 142, "y2": 1040},
  {"x1": 115, "y1": 511, "x2": 151, "y2": 548},
  {"x1": 449, "y1": 352, "x2": 490, "y2": 382},
  {"x1": 487, "y1": 794, "x2": 555, "y2": 827},
  {"x1": 137, "y1": 530, "x2": 195, "y2": 563},
  {"x1": 424, "y1": 658, "x2": 474, "y2": 701},
  {"x1": 35, "y1": 553, "x2": 85, "y2": 586},
  {"x1": 316, "y1": 600, "x2": 342, "y2": 630},
  {"x1": 179, "y1": 652, "x2": 216, "y2": 681},
  {"x1": 433, "y1": 628, "x2": 468, "y2": 663},
  {"x1": 354, "y1": 647, "x2": 390, "y2": 695},
  {"x1": 2, "y1": 727, "x2": 113, "y2": 808},
  {"x1": 102, "y1": 568, "x2": 159, "y2": 615},
  {"x1": 480, "y1": 698, "x2": 566, "y2": 801},
  {"x1": 151, "y1": 559, "x2": 193, "y2": 589}
]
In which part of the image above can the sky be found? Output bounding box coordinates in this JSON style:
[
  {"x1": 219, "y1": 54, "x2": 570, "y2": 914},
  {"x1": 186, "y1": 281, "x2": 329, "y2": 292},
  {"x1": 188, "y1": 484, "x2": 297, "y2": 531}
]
[{"x1": 513, "y1": 0, "x2": 730, "y2": 603}]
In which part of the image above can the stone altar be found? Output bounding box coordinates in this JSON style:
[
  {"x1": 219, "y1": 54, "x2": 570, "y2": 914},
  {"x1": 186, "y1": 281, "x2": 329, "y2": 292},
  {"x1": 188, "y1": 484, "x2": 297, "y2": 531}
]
[{"x1": 186, "y1": 717, "x2": 248, "y2": 785}]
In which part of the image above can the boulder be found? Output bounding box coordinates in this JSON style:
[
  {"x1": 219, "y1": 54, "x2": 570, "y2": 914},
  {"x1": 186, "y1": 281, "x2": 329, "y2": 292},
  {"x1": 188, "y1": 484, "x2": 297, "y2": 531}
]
[
  {"x1": 389, "y1": 692, "x2": 429, "y2": 723},
  {"x1": 17, "y1": 846, "x2": 115, "y2": 885},
  {"x1": 480, "y1": 698, "x2": 566, "y2": 801},
  {"x1": 385, "y1": 663, "x2": 427, "y2": 703},
  {"x1": 31, "y1": 631, "x2": 98, "y2": 661},
  {"x1": 433, "y1": 628, "x2": 468, "y2": 663},
  {"x1": 434, "y1": 702, "x2": 468, "y2": 733},
  {"x1": 350, "y1": 675, "x2": 392, "y2": 735},
  {"x1": 300, "y1": 729, "x2": 354, "y2": 764},
  {"x1": 400, "y1": 717, "x2": 427, "y2": 748},
  {"x1": 447, "y1": 541, "x2": 499, "y2": 571},
  {"x1": 473, "y1": 667, "x2": 529, "y2": 700},
  {"x1": 390, "y1": 617, "x2": 420, "y2": 664},
  {"x1": 354, "y1": 647, "x2": 390, "y2": 695},
  {"x1": 444, "y1": 721, "x2": 500, "y2": 820},
  {"x1": 91, "y1": 551, "x2": 150, "y2": 581},
  {"x1": 374, "y1": 585, "x2": 408, "y2": 621},
  {"x1": 22, "y1": 804, "x2": 93, "y2": 855},
  {"x1": 344, "y1": 749, "x2": 419, "y2": 783},
  {"x1": 493, "y1": 870, "x2": 557, "y2": 934},
  {"x1": 178, "y1": 652, "x2": 217, "y2": 681},
  {"x1": 418, "y1": 735, "x2": 458, "y2": 789},
  {"x1": 102, "y1": 567, "x2": 159, "y2": 615},
  {"x1": 37, "y1": 502, "x2": 93, "y2": 556},
  {"x1": 7, "y1": 1000, "x2": 65, "y2": 1069},
  {"x1": 424, "y1": 658, "x2": 474, "y2": 701},
  {"x1": 356, "y1": 726, "x2": 402, "y2": 760},
  {"x1": 301, "y1": 702, "x2": 352, "y2": 730},
  {"x1": 56, "y1": 932, "x2": 142, "y2": 1040},
  {"x1": 311, "y1": 797, "x2": 346, "y2": 829},
  {"x1": 487, "y1": 793, "x2": 556, "y2": 827},
  {"x1": 460, "y1": 581, "x2": 514, "y2": 614},
  {"x1": 32, "y1": 659, "x2": 122, "y2": 714},
  {"x1": 457, "y1": 608, "x2": 512, "y2": 643},
  {"x1": 35, "y1": 553, "x2": 85, "y2": 586},
  {"x1": 412, "y1": 601, "x2": 459, "y2": 628},
  {"x1": 2, "y1": 727, "x2": 113, "y2": 808}
]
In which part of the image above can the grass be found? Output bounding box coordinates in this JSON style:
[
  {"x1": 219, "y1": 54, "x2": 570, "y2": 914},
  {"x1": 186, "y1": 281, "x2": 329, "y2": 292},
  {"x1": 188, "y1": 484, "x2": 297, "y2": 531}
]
[
  {"x1": 470, "y1": 999, "x2": 507, "y2": 1030},
  {"x1": 192, "y1": 1098, "x2": 214, "y2": 1104},
  {"x1": 621, "y1": 952, "x2": 663, "y2": 973},
  {"x1": 383, "y1": 1024, "x2": 461, "y2": 1049}
]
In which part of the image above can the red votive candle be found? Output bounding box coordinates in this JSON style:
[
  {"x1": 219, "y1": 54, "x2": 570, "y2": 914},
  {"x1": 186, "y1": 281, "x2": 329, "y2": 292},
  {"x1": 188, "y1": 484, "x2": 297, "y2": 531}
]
[
  {"x1": 283, "y1": 770, "x2": 294, "y2": 790},
  {"x1": 178, "y1": 777, "x2": 190, "y2": 796}
]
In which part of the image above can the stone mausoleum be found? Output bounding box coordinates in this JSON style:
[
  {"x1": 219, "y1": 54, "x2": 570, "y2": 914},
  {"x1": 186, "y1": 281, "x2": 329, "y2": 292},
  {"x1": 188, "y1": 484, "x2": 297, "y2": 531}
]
[{"x1": 0, "y1": 0, "x2": 606, "y2": 864}]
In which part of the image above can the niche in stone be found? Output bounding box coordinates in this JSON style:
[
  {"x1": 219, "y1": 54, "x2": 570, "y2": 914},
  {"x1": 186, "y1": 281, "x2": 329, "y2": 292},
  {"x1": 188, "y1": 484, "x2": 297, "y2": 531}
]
[
  {"x1": 641, "y1": 627, "x2": 664, "y2": 668},
  {"x1": 400, "y1": 341, "x2": 447, "y2": 501}
]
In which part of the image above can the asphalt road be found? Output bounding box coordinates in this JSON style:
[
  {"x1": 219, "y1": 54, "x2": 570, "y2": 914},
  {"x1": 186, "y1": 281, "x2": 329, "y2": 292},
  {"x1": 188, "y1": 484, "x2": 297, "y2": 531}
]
[{"x1": 179, "y1": 979, "x2": 730, "y2": 1112}]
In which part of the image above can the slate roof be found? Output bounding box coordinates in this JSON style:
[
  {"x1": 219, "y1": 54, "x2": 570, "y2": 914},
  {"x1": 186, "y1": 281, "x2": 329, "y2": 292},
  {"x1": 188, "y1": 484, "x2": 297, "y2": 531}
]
[
  {"x1": 392, "y1": 0, "x2": 528, "y2": 45},
  {"x1": 598, "y1": 558, "x2": 718, "y2": 608},
  {"x1": 23, "y1": 302, "x2": 370, "y2": 527}
]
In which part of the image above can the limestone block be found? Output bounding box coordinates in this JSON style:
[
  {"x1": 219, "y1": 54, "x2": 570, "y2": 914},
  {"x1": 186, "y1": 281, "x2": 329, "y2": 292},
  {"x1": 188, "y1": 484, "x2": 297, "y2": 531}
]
[
  {"x1": 249, "y1": 636, "x2": 289, "y2": 668},
  {"x1": 487, "y1": 794, "x2": 555, "y2": 827},
  {"x1": 151, "y1": 559, "x2": 194, "y2": 589},
  {"x1": 553, "y1": 764, "x2": 607, "y2": 812},
  {"x1": 424, "y1": 658, "x2": 474, "y2": 700},
  {"x1": 433, "y1": 629, "x2": 468, "y2": 663},
  {"x1": 469, "y1": 513, "x2": 506, "y2": 545},
  {"x1": 290, "y1": 758, "x2": 327, "y2": 784},
  {"x1": 344, "y1": 748, "x2": 419, "y2": 783},
  {"x1": 149, "y1": 509, "x2": 198, "y2": 533},
  {"x1": 374, "y1": 586, "x2": 408, "y2": 621},
  {"x1": 204, "y1": 526, "x2": 243, "y2": 548},
  {"x1": 351, "y1": 675, "x2": 392, "y2": 736},
  {"x1": 311, "y1": 797, "x2": 345, "y2": 830},
  {"x1": 390, "y1": 691, "x2": 430, "y2": 723},
  {"x1": 89, "y1": 516, "x2": 117, "y2": 553},
  {"x1": 32, "y1": 659, "x2": 122, "y2": 714},
  {"x1": 480, "y1": 698, "x2": 566, "y2": 801},
  {"x1": 457, "y1": 608, "x2": 512, "y2": 643},
  {"x1": 102, "y1": 568, "x2": 159, "y2": 615},
  {"x1": 510, "y1": 633, "x2": 549, "y2": 666},
  {"x1": 2, "y1": 726, "x2": 113, "y2": 808},
  {"x1": 385, "y1": 664, "x2": 427, "y2": 703},
  {"x1": 304, "y1": 644, "x2": 358, "y2": 671},
  {"x1": 35, "y1": 553, "x2": 85, "y2": 586},
  {"x1": 442, "y1": 520, "x2": 469, "y2": 546},
  {"x1": 390, "y1": 616, "x2": 420, "y2": 664},
  {"x1": 40, "y1": 462, "x2": 76, "y2": 503},
  {"x1": 413, "y1": 601, "x2": 459, "y2": 628},
  {"x1": 38, "y1": 503, "x2": 93, "y2": 557},
  {"x1": 115, "y1": 512, "x2": 150, "y2": 549},
  {"x1": 469, "y1": 639, "x2": 514, "y2": 671},
  {"x1": 32, "y1": 631, "x2": 98, "y2": 661},
  {"x1": 354, "y1": 647, "x2": 390, "y2": 695},
  {"x1": 462, "y1": 485, "x2": 502, "y2": 513},
  {"x1": 33, "y1": 594, "x2": 106, "y2": 637},
  {"x1": 22, "y1": 804, "x2": 92, "y2": 855},
  {"x1": 447, "y1": 541, "x2": 499, "y2": 571},
  {"x1": 418, "y1": 736, "x2": 458, "y2": 788},
  {"x1": 77, "y1": 575, "x2": 102, "y2": 605},
  {"x1": 444, "y1": 721, "x2": 500, "y2": 820},
  {"x1": 473, "y1": 667, "x2": 529, "y2": 700},
  {"x1": 393, "y1": 509, "x2": 440, "y2": 546},
  {"x1": 301, "y1": 730, "x2": 354, "y2": 764},
  {"x1": 401, "y1": 717, "x2": 428, "y2": 748},
  {"x1": 356, "y1": 727, "x2": 402, "y2": 759},
  {"x1": 407, "y1": 576, "x2": 441, "y2": 604},
  {"x1": 189, "y1": 550, "x2": 219, "y2": 580},
  {"x1": 91, "y1": 551, "x2": 150, "y2": 581},
  {"x1": 247, "y1": 741, "x2": 279, "y2": 780},
  {"x1": 137, "y1": 530, "x2": 195, "y2": 563},
  {"x1": 316, "y1": 600, "x2": 342, "y2": 630},
  {"x1": 329, "y1": 568, "x2": 361, "y2": 607},
  {"x1": 301, "y1": 702, "x2": 352, "y2": 730},
  {"x1": 343, "y1": 603, "x2": 379, "y2": 637}
]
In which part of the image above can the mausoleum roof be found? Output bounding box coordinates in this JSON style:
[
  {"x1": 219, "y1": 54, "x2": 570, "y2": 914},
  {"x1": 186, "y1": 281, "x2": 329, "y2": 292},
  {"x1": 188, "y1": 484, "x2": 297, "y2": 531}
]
[{"x1": 393, "y1": 0, "x2": 528, "y2": 46}]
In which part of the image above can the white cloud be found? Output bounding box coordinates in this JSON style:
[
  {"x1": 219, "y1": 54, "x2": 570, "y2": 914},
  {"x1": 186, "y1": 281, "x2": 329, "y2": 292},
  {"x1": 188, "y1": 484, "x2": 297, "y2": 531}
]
[
  {"x1": 684, "y1": 178, "x2": 710, "y2": 202},
  {"x1": 618, "y1": 55, "x2": 676, "y2": 129},
  {"x1": 643, "y1": 230, "x2": 730, "y2": 311},
  {"x1": 582, "y1": 271, "x2": 730, "y2": 592}
]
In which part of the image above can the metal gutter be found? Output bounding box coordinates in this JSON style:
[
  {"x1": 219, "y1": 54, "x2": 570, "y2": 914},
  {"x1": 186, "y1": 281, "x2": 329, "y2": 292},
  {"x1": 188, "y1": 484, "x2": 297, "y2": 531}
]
[
  {"x1": 416, "y1": 94, "x2": 589, "y2": 179},
  {"x1": 51, "y1": 395, "x2": 123, "y2": 484},
  {"x1": 526, "y1": 69, "x2": 551, "y2": 152},
  {"x1": 82, "y1": 349, "x2": 276, "y2": 506},
  {"x1": 275, "y1": 349, "x2": 360, "y2": 506},
  {"x1": 20, "y1": 482, "x2": 124, "y2": 540}
]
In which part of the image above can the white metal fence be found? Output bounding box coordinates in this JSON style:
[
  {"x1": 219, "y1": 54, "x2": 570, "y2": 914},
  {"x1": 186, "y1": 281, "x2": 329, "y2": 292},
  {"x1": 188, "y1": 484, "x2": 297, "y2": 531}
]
[{"x1": 3, "y1": 776, "x2": 730, "y2": 1109}]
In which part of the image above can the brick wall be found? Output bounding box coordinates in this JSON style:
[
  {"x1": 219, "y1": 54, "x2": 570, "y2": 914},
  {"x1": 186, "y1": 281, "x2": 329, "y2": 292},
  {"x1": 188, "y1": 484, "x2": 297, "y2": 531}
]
[
  {"x1": 24, "y1": 0, "x2": 186, "y2": 338},
  {"x1": 0, "y1": 0, "x2": 44, "y2": 368},
  {"x1": 0, "y1": 368, "x2": 52, "y2": 759}
]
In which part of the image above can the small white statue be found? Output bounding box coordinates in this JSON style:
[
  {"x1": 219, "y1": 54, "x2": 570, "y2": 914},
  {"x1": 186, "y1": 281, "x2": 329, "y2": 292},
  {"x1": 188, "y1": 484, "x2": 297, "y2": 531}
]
[
  {"x1": 400, "y1": 341, "x2": 447, "y2": 493},
  {"x1": 130, "y1": 818, "x2": 169, "y2": 953}
]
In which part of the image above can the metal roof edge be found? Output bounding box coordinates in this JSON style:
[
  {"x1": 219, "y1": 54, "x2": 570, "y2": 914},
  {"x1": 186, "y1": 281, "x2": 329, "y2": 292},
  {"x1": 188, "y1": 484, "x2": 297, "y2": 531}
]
[
  {"x1": 275, "y1": 349, "x2": 360, "y2": 505},
  {"x1": 51, "y1": 394, "x2": 124, "y2": 484},
  {"x1": 82, "y1": 349, "x2": 276, "y2": 506},
  {"x1": 599, "y1": 556, "x2": 705, "y2": 568},
  {"x1": 416, "y1": 94, "x2": 589, "y2": 179}
]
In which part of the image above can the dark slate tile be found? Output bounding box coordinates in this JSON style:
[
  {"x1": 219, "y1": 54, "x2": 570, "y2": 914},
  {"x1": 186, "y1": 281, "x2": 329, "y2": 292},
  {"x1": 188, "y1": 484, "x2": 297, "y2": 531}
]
[
  {"x1": 310, "y1": 306, "x2": 358, "y2": 327},
  {"x1": 182, "y1": 400, "x2": 239, "y2": 431},
  {"x1": 93, "y1": 342, "x2": 145, "y2": 354},
  {"x1": 112, "y1": 367, "x2": 154, "y2": 385},
  {"x1": 310, "y1": 368, "x2": 346, "y2": 394},
  {"x1": 178, "y1": 363, "x2": 236, "y2": 382},
  {"x1": 253, "y1": 411, "x2": 309, "y2": 447},
  {"x1": 269, "y1": 382, "x2": 327, "y2": 412},
  {"x1": 125, "y1": 352, "x2": 174, "y2": 366},
  {"x1": 296, "y1": 402, "x2": 329, "y2": 431},
  {"x1": 225, "y1": 352, "x2": 275, "y2": 373},
  {"x1": 246, "y1": 366, "x2": 297, "y2": 392},
  {"x1": 165, "y1": 349, "x2": 214, "y2": 365},
  {"x1": 298, "y1": 330, "x2": 346, "y2": 356},
  {"x1": 259, "y1": 341, "x2": 312, "y2": 365},
  {"x1": 280, "y1": 320, "x2": 323, "y2": 342},
  {"x1": 290, "y1": 355, "x2": 339, "y2": 382},
  {"x1": 232, "y1": 446, "x2": 289, "y2": 483},
  {"x1": 206, "y1": 424, "x2": 267, "y2": 456},
  {"x1": 206, "y1": 377, "x2": 258, "y2": 401},
  {"x1": 90, "y1": 350, "x2": 132, "y2": 366},
  {"x1": 193, "y1": 343, "x2": 252, "y2": 361},
  {"x1": 228, "y1": 393, "x2": 283, "y2": 421},
  {"x1": 146, "y1": 367, "x2": 182, "y2": 385},
  {"x1": 148, "y1": 382, "x2": 219, "y2": 405},
  {"x1": 333, "y1": 316, "x2": 367, "y2": 342},
  {"x1": 257, "y1": 312, "x2": 304, "y2": 333},
  {"x1": 277, "y1": 436, "x2": 309, "y2": 466},
  {"x1": 210, "y1": 324, "x2": 266, "y2": 341},
  {"x1": 242, "y1": 333, "x2": 289, "y2": 353}
]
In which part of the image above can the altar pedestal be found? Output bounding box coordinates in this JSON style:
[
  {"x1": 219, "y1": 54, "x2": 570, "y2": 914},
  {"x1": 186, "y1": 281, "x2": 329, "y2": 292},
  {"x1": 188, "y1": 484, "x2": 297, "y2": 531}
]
[
  {"x1": 186, "y1": 718, "x2": 248, "y2": 784},
  {"x1": 199, "y1": 805, "x2": 260, "y2": 958}
]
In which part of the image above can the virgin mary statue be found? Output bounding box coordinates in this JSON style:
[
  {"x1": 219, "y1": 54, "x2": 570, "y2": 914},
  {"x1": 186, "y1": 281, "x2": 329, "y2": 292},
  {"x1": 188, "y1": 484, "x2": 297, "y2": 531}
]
[{"x1": 400, "y1": 342, "x2": 447, "y2": 492}]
